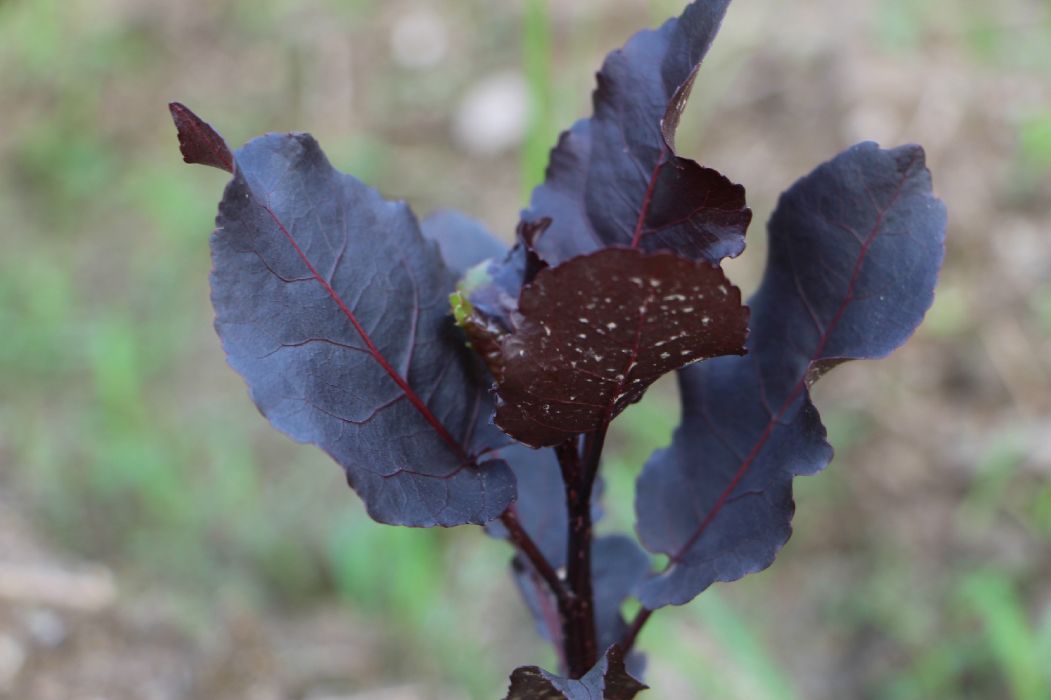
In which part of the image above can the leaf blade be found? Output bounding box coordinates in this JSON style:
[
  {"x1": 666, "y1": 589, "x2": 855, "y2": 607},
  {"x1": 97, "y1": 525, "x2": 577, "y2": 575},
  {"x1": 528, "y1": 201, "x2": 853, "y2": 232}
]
[
  {"x1": 420, "y1": 209, "x2": 508, "y2": 277},
  {"x1": 525, "y1": 0, "x2": 750, "y2": 266},
  {"x1": 635, "y1": 143, "x2": 947, "y2": 608},
  {"x1": 197, "y1": 123, "x2": 514, "y2": 527}
]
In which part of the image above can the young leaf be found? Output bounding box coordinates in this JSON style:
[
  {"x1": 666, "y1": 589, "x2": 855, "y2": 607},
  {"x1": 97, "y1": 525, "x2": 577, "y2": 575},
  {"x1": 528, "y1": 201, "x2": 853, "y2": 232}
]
[
  {"x1": 525, "y1": 0, "x2": 751, "y2": 266},
  {"x1": 494, "y1": 247, "x2": 748, "y2": 448},
  {"x1": 173, "y1": 106, "x2": 515, "y2": 528},
  {"x1": 449, "y1": 220, "x2": 552, "y2": 382},
  {"x1": 421, "y1": 209, "x2": 508, "y2": 277},
  {"x1": 169, "y1": 102, "x2": 234, "y2": 173},
  {"x1": 635, "y1": 143, "x2": 947, "y2": 608},
  {"x1": 506, "y1": 646, "x2": 648, "y2": 700}
]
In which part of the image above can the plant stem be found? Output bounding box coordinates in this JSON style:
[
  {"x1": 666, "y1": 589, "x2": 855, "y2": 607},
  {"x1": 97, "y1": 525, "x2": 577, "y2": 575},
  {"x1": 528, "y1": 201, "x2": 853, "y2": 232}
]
[
  {"x1": 557, "y1": 428, "x2": 605, "y2": 678},
  {"x1": 500, "y1": 508, "x2": 572, "y2": 610},
  {"x1": 620, "y1": 606, "x2": 654, "y2": 656},
  {"x1": 579, "y1": 426, "x2": 605, "y2": 504}
]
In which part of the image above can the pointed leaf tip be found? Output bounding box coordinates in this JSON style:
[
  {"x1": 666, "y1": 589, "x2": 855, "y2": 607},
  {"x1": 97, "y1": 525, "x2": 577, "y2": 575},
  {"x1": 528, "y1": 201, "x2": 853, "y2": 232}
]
[{"x1": 169, "y1": 102, "x2": 234, "y2": 173}]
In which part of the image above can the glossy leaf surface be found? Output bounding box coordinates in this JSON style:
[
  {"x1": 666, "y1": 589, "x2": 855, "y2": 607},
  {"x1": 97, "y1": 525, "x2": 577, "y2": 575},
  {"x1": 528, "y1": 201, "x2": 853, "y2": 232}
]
[
  {"x1": 525, "y1": 0, "x2": 750, "y2": 266},
  {"x1": 175, "y1": 108, "x2": 514, "y2": 527},
  {"x1": 635, "y1": 143, "x2": 947, "y2": 607},
  {"x1": 495, "y1": 247, "x2": 748, "y2": 447}
]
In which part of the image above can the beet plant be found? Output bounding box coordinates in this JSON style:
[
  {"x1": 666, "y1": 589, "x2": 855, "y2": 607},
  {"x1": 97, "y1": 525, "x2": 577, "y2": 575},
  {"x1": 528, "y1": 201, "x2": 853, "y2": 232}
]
[{"x1": 170, "y1": 1, "x2": 946, "y2": 696}]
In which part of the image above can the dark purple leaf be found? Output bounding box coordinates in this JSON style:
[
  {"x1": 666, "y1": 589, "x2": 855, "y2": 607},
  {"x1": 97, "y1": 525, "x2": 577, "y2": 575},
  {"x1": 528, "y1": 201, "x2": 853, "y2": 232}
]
[
  {"x1": 526, "y1": 0, "x2": 751, "y2": 266},
  {"x1": 450, "y1": 220, "x2": 552, "y2": 382},
  {"x1": 591, "y1": 535, "x2": 651, "y2": 654},
  {"x1": 635, "y1": 143, "x2": 947, "y2": 607},
  {"x1": 174, "y1": 106, "x2": 515, "y2": 528},
  {"x1": 420, "y1": 209, "x2": 508, "y2": 277},
  {"x1": 426, "y1": 211, "x2": 522, "y2": 380},
  {"x1": 169, "y1": 102, "x2": 234, "y2": 173},
  {"x1": 495, "y1": 247, "x2": 748, "y2": 448},
  {"x1": 505, "y1": 646, "x2": 647, "y2": 700}
]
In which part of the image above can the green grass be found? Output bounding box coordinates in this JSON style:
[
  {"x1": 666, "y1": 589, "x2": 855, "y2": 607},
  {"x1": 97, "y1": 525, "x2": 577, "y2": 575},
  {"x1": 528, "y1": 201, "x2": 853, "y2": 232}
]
[
  {"x1": 521, "y1": 0, "x2": 556, "y2": 199},
  {"x1": 958, "y1": 572, "x2": 1051, "y2": 700},
  {"x1": 1018, "y1": 112, "x2": 1051, "y2": 174}
]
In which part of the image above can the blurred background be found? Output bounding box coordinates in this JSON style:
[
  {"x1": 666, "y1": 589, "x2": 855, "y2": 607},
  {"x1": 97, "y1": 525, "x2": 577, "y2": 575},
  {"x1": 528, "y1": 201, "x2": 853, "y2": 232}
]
[{"x1": 1, "y1": 0, "x2": 1050, "y2": 697}]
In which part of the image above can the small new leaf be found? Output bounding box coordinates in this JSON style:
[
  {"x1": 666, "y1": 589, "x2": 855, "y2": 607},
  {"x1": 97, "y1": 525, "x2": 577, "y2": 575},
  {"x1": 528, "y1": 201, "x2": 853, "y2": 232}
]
[
  {"x1": 495, "y1": 247, "x2": 748, "y2": 448},
  {"x1": 449, "y1": 220, "x2": 554, "y2": 381},
  {"x1": 591, "y1": 535, "x2": 651, "y2": 654},
  {"x1": 506, "y1": 646, "x2": 647, "y2": 700}
]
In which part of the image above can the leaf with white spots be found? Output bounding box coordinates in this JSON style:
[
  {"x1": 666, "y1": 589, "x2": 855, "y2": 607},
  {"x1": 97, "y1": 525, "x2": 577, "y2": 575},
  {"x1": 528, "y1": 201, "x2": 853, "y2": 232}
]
[{"x1": 494, "y1": 247, "x2": 748, "y2": 448}]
